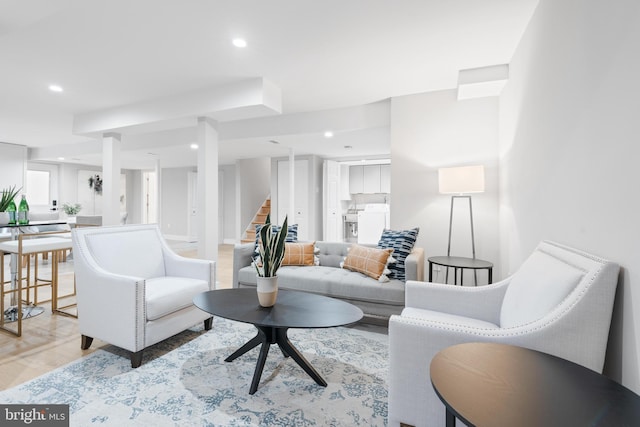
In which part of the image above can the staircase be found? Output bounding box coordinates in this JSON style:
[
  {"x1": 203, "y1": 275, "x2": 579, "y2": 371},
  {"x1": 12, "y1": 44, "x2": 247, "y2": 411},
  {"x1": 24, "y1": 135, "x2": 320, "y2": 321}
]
[{"x1": 241, "y1": 197, "x2": 271, "y2": 244}]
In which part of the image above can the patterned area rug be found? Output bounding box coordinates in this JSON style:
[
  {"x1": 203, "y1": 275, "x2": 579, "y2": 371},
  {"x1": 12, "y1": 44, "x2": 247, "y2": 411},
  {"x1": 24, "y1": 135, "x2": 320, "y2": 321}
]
[{"x1": 0, "y1": 318, "x2": 389, "y2": 426}]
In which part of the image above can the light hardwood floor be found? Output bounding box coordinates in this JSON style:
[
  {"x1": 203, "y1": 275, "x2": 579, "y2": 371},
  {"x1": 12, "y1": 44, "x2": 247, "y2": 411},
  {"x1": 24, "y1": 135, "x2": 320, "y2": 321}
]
[{"x1": 0, "y1": 243, "x2": 234, "y2": 390}]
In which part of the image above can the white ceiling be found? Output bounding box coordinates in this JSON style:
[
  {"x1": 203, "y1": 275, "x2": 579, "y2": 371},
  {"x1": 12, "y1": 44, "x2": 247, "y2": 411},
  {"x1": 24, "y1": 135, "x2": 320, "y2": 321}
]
[{"x1": 0, "y1": 0, "x2": 538, "y2": 169}]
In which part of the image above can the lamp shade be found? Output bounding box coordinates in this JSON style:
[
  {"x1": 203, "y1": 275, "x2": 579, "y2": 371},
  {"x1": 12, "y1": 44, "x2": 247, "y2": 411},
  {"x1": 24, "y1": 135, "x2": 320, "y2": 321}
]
[{"x1": 438, "y1": 165, "x2": 485, "y2": 194}]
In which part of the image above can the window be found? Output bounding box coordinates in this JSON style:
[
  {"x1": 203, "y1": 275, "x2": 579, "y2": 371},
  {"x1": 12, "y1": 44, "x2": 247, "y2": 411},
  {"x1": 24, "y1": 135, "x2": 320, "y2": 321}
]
[{"x1": 26, "y1": 170, "x2": 50, "y2": 207}]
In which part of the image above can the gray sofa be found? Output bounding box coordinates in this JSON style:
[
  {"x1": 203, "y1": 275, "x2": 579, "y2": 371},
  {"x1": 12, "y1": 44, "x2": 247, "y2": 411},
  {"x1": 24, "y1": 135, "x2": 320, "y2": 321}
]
[{"x1": 232, "y1": 241, "x2": 425, "y2": 324}]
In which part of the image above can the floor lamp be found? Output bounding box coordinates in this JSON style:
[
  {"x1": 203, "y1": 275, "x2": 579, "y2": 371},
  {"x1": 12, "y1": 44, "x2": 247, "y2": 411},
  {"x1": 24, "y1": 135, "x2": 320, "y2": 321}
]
[{"x1": 438, "y1": 165, "x2": 485, "y2": 284}]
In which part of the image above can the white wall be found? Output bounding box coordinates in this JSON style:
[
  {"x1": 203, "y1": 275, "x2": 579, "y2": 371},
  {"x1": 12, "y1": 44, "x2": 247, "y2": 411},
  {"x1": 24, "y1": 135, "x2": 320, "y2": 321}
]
[
  {"x1": 390, "y1": 89, "x2": 500, "y2": 284},
  {"x1": 310, "y1": 155, "x2": 324, "y2": 240},
  {"x1": 161, "y1": 166, "x2": 194, "y2": 237},
  {"x1": 57, "y1": 163, "x2": 101, "y2": 217},
  {"x1": 236, "y1": 158, "x2": 271, "y2": 240},
  {"x1": 126, "y1": 169, "x2": 143, "y2": 224},
  {"x1": 220, "y1": 164, "x2": 236, "y2": 242},
  {"x1": 0, "y1": 142, "x2": 27, "y2": 195},
  {"x1": 499, "y1": 0, "x2": 640, "y2": 389}
]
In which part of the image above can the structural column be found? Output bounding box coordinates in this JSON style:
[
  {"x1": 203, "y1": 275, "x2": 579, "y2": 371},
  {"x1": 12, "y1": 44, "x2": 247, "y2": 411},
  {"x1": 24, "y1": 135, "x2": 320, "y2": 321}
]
[
  {"x1": 197, "y1": 117, "x2": 219, "y2": 261},
  {"x1": 155, "y1": 158, "x2": 161, "y2": 227},
  {"x1": 102, "y1": 132, "x2": 121, "y2": 226},
  {"x1": 289, "y1": 148, "x2": 295, "y2": 223}
]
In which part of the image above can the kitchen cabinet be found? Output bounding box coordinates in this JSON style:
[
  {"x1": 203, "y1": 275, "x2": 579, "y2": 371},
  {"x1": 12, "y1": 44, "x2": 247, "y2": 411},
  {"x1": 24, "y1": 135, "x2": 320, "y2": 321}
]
[
  {"x1": 349, "y1": 164, "x2": 391, "y2": 194},
  {"x1": 363, "y1": 165, "x2": 380, "y2": 193},
  {"x1": 349, "y1": 165, "x2": 364, "y2": 194}
]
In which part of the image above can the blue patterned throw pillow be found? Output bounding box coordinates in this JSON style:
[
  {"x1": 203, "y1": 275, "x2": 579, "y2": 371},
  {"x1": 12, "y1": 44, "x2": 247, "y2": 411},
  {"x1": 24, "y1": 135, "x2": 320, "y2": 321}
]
[
  {"x1": 253, "y1": 223, "x2": 298, "y2": 260},
  {"x1": 377, "y1": 228, "x2": 419, "y2": 281}
]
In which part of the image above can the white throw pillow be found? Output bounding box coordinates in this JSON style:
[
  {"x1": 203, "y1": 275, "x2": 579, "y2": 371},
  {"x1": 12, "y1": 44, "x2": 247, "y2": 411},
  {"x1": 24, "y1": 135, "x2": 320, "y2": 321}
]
[{"x1": 500, "y1": 251, "x2": 584, "y2": 328}]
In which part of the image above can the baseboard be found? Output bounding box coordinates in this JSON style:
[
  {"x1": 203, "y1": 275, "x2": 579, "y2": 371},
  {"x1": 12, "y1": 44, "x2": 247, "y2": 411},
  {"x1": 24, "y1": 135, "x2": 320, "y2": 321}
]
[{"x1": 223, "y1": 238, "x2": 237, "y2": 245}]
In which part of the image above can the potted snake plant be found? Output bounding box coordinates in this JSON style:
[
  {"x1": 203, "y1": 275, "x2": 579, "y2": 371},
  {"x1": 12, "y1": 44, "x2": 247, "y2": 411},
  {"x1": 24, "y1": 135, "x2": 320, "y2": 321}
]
[
  {"x1": 0, "y1": 185, "x2": 21, "y2": 225},
  {"x1": 253, "y1": 214, "x2": 288, "y2": 307}
]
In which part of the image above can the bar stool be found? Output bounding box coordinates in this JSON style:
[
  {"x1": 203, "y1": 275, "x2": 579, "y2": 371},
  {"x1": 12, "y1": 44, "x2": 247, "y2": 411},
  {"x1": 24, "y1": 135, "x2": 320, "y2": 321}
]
[
  {"x1": 28, "y1": 225, "x2": 73, "y2": 305},
  {"x1": 0, "y1": 233, "x2": 73, "y2": 336}
]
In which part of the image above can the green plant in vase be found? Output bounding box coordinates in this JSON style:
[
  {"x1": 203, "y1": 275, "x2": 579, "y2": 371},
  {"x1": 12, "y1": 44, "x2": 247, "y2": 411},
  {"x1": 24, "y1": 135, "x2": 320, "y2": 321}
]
[
  {"x1": 254, "y1": 214, "x2": 288, "y2": 277},
  {"x1": 253, "y1": 214, "x2": 288, "y2": 307},
  {"x1": 0, "y1": 185, "x2": 21, "y2": 225},
  {"x1": 0, "y1": 185, "x2": 20, "y2": 212},
  {"x1": 62, "y1": 203, "x2": 82, "y2": 216}
]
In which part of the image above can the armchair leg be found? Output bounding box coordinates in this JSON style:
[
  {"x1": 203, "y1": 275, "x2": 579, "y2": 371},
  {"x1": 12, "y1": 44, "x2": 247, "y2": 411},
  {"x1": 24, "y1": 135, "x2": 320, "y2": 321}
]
[
  {"x1": 204, "y1": 317, "x2": 213, "y2": 331},
  {"x1": 131, "y1": 350, "x2": 144, "y2": 368},
  {"x1": 81, "y1": 335, "x2": 94, "y2": 350}
]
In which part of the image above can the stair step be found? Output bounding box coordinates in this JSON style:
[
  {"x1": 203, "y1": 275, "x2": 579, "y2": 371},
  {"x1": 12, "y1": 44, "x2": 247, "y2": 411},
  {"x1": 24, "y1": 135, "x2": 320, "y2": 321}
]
[{"x1": 241, "y1": 196, "x2": 272, "y2": 243}]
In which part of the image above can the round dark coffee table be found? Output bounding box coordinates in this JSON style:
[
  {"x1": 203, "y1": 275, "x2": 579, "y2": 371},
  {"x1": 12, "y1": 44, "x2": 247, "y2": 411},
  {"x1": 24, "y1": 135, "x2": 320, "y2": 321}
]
[
  {"x1": 193, "y1": 288, "x2": 363, "y2": 394},
  {"x1": 430, "y1": 342, "x2": 640, "y2": 427}
]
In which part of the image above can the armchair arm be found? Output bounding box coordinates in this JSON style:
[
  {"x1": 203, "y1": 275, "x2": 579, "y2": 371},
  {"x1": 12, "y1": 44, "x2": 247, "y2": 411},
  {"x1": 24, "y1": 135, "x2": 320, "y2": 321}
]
[
  {"x1": 404, "y1": 247, "x2": 425, "y2": 282},
  {"x1": 389, "y1": 313, "x2": 558, "y2": 427},
  {"x1": 163, "y1": 249, "x2": 215, "y2": 290},
  {"x1": 74, "y1": 256, "x2": 146, "y2": 353},
  {"x1": 232, "y1": 243, "x2": 255, "y2": 288},
  {"x1": 389, "y1": 315, "x2": 513, "y2": 427},
  {"x1": 404, "y1": 278, "x2": 511, "y2": 325}
]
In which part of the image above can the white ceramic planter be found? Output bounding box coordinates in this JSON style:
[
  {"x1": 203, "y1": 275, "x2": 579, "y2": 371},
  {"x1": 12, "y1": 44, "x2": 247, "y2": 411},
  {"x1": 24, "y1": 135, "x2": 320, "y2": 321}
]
[{"x1": 256, "y1": 275, "x2": 278, "y2": 307}]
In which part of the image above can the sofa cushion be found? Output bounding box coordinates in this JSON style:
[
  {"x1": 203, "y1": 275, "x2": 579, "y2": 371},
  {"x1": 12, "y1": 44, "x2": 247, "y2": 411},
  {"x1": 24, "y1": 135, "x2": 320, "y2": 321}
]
[
  {"x1": 342, "y1": 244, "x2": 393, "y2": 281},
  {"x1": 377, "y1": 228, "x2": 419, "y2": 281},
  {"x1": 282, "y1": 242, "x2": 317, "y2": 266},
  {"x1": 145, "y1": 276, "x2": 209, "y2": 321},
  {"x1": 316, "y1": 241, "x2": 351, "y2": 268},
  {"x1": 237, "y1": 265, "x2": 405, "y2": 306},
  {"x1": 500, "y1": 250, "x2": 584, "y2": 328}
]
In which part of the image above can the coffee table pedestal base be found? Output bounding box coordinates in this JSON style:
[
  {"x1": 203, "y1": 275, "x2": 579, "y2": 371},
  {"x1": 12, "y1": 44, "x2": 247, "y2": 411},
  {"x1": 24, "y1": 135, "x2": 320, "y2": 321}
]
[{"x1": 225, "y1": 325, "x2": 328, "y2": 395}]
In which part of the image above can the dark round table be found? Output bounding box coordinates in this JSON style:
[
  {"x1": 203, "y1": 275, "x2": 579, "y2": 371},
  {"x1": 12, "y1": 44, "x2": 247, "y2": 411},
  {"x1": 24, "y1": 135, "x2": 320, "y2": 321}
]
[
  {"x1": 428, "y1": 256, "x2": 493, "y2": 285},
  {"x1": 430, "y1": 342, "x2": 640, "y2": 427},
  {"x1": 193, "y1": 288, "x2": 363, "y2": 394}
]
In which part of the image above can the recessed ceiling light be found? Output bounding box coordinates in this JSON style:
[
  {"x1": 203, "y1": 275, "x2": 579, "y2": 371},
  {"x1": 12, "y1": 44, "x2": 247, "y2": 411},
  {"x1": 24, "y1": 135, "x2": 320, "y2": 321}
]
[
  {"x1": 361, "y1": 159, "x2": 366, "y2": 163},
  {"x1": 324, "y1": 131, "x2": 334, "y2": 138},
  {"x1": 344, "y1": 145, "x2": 353, "y2": 149},
  {"x1": 190, "y1": 143, "x2": 199, "y2": 150},
  {"x1": 49, "y1": 84, "x2": 63, "y2": 92},
  {"x1": 232, "y1": 38, "x2": 247, "y2": 48},
  {"x1": 269, "y1": 140, "x2": 280, "y2": 144},
  {"x1": 57, "y1": 157, "x2": 65, "y2": 160}
]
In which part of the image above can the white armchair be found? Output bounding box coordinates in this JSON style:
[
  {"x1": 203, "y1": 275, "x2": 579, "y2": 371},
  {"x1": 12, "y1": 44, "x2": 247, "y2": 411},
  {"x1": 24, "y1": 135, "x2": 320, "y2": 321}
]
[
  {"x1": 388, "y1": 240, "x2": 619, "y2": 427},
  {"x1": 72, "y1": 224, "x2": 215, "y2": 368}
]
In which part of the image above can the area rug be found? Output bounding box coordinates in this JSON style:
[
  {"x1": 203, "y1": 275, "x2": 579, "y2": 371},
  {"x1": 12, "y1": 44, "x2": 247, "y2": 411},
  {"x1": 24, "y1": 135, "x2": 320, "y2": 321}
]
[{"x1": 0, "y1": 317, "x2": 389, "y2": 426}]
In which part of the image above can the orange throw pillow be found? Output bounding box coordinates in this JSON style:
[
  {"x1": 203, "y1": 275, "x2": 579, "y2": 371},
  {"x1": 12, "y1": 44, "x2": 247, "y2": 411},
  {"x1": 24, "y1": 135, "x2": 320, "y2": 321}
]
[
  {"x1": 342, "y1": 244, "x2": 393, "y2": 281},
  {"x1": 282, "y1": 242, "x2": 316, "y2": 266}
]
